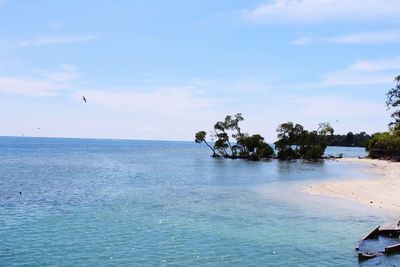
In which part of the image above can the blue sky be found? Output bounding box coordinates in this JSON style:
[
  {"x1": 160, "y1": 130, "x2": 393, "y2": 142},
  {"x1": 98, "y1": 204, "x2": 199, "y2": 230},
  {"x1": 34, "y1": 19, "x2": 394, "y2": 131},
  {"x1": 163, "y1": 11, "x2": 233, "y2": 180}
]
[{"x1": 1, "y1": 0, "x2": 400, "y2": 141}]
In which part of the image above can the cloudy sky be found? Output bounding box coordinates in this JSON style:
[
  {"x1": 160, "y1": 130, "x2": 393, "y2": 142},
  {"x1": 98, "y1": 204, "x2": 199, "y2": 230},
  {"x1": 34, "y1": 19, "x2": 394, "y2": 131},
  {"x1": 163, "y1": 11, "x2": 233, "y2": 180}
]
[{"x1": 1, "y1": 0, "x2": 399, "y2": 141}]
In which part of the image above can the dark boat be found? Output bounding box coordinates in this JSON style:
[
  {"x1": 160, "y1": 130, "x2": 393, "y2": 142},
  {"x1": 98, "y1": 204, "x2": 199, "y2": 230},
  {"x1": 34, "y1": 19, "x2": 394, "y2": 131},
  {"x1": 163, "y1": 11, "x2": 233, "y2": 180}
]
[{"x1": 356, "y1": 221, "x2": 400, "y2": 261}]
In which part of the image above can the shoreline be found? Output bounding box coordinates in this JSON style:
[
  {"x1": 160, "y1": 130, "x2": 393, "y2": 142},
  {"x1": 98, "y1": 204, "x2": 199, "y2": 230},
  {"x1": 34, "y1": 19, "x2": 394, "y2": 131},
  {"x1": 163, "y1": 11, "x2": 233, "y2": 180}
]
[{"x1": 305, "y1": 158, "x2": 400, "y2": 213}]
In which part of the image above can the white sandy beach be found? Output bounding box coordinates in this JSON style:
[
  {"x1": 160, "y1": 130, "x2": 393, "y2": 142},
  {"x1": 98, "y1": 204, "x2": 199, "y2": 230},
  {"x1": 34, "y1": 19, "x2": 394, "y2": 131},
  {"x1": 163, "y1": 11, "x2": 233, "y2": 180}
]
[{"x1": 305, "y1": 158, "x2": 400, "y2": 213}]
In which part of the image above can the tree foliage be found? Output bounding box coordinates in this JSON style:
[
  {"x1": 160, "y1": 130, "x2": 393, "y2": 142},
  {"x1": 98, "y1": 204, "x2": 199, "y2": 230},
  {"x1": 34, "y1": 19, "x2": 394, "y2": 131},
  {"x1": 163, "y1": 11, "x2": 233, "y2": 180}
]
[
  {"x1": 366, "y1": 130, "x2": 400, "y2": 160},
  {"x1": 274, "y1": 122, "x2": 333, "y2": 161},
  {"x1": 195, "y1": 131, "x2": 217, "y2": 157},
  {"x1": 367, "y1": 75, "x2": 400, "y2": 161},
  {"x1": 386, "y1": 75, "x2": 400, "y2": 129},
  {"x1": 326, "y1": 131, "x2": 370, "y2": 147},
  {"x1": 196, "y1": 116, "x2": 336, "y2": 161},
  {"x1": 195, "y1": 114, "x2": 274, "y2": 160}
]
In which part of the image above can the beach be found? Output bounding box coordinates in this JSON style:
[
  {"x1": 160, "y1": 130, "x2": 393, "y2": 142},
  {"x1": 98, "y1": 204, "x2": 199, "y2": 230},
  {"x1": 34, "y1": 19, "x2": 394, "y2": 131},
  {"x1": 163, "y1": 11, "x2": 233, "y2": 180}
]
[{"x1": 306, "y1": 158, "x2": 400, "y2": 213}]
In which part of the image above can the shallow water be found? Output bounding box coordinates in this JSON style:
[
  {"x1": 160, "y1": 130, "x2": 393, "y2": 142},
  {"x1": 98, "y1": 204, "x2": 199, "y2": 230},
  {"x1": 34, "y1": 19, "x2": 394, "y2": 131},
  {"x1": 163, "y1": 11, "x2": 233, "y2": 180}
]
[{"x1": 0, "y1": 137, "x2": 398, "y2": 266}]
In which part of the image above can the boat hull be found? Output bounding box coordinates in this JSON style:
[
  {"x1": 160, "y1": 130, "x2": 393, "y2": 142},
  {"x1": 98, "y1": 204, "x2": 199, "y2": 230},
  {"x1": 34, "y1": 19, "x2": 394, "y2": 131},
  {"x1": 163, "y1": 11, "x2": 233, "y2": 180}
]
[{"x1": 356, "y1": 222, "x2": 400, "y2": 261}]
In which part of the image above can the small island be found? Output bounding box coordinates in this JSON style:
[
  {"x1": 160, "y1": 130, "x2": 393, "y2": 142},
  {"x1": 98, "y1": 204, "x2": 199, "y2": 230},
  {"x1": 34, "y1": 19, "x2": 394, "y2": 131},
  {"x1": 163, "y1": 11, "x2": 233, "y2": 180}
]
[{"x1": 195, "y1": 113, "x2": 336, "y2": 161}]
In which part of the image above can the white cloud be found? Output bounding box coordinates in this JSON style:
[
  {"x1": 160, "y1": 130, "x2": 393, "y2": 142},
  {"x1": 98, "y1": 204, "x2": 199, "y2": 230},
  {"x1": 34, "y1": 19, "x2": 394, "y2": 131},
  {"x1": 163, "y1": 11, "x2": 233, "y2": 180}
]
[
  {"x1": 327, "y1": 30, "x2": 400, "y2": 44},
  {"x1": 50, "y1": 24, "x2": 64, "y2": 30},
  {"x1": 293, "y1": 37, "x2": 313, "y2": 45},
  {"x1": 0, "y1": 64, "x2": 391, "y2": 139},
  {"x1": 75, "y1": 87, "x2": 214, "y2": 113},
  {"x1": 0, "y1": 76, "x2": 224, "y2": 140},
  {"x1": 0, "y1": 77, "x2": 58, "y2": 96},
  {"x1": 294, "y1": 31, "x2": 400, "y2": 46},
  {"x1": 35, "y1": 65, "x2": 79, "y2": 82},
  {"x1": 314, "y1": 58, "x2": 400, "y2": 87},
  {"x1": 219, "y1": 92, "x2": 388, "y2": 141},
  {"x1": 16, "y1": 35, "x2": 96, "y2": 47},
  {"x1": 291, "y1": 95, "x2": 384, "y2": 118},
  {"x1": 285, "y1": 95, "x2": 388, "y2": 134},
  {"x1": 0, "y1": 76, "x2": 389, "y2": 139},
  {"x1": 244, "y1": 0, "x2": 400, "y2": 23},
  {"x1": 0, "y1": 65, "x2": 79, "y2": 96},
  {"x1": 321, "y1": 71, "x2": 393, "y2": 87},
  {"x1": 348, "y1": 58, "x2": 400, "y2": 72},
  {"x1": 65, "y1": 87, "x2": 222, "y2": 140}
]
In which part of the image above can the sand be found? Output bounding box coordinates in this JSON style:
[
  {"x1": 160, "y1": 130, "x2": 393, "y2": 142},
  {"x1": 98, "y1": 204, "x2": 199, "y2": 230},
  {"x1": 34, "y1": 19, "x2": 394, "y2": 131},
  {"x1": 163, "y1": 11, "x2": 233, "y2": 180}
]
[{"x1": 305, "y1": 158, "x2": 400, "y2": 213}]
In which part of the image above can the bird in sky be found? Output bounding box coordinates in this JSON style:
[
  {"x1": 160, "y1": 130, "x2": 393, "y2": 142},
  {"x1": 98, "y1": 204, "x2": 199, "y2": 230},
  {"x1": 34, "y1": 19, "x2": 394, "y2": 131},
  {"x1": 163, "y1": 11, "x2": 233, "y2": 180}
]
[{"x1": 82, "y1": 96, "x2": 87, "y2": 103}]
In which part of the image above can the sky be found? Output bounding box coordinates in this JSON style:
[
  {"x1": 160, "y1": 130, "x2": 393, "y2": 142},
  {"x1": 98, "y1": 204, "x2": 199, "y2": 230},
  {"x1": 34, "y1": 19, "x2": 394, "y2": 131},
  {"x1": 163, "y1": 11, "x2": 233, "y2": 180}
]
[{"x1": 1, "y1": 0, "x2": 400, "y2": 141}]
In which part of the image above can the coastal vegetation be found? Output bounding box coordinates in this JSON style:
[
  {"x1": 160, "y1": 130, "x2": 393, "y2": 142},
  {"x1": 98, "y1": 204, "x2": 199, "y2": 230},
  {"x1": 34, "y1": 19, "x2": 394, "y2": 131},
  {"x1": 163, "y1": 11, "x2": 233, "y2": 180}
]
[
  {"x1": 367, "y1": 75, "x2": 400, "y2": 161},
  {"x1": 195, "y1": 113, "x2": 274, "y2": 160},
  {"x1": 326, "y1": 132, "x2": 370, "y2": 147},
  {"x1": 195, "y1": 114, "x2": 334, "y2": 161},
  {"x1": 274, "y1": 122, "x2": 333, "y2": 161}
]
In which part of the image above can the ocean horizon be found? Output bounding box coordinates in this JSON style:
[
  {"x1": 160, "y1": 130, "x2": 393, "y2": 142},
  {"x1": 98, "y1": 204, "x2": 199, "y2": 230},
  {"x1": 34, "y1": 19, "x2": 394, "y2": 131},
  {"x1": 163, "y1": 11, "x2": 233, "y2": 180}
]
[{"x1": 0, "y1": 137, "x2": 398, "y2": 266}]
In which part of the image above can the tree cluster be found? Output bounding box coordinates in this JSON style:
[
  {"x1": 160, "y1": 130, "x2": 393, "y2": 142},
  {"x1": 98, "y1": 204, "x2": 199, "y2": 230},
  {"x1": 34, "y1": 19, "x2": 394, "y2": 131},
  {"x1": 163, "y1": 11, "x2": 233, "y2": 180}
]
[
  {"x1": 326, "y1": 132, "x2": 370, "y2": 147},
  {"x1": 367, "y1": 75, "x2": 400, "y2": 161},
  {"x1": 274, "y1": 122, "x2": 333, "y2": 161},
  {"x1": 366, "y1": 131, "x2": 400, "y2": 160},
  {"x1": 195, "y1": 114, "x2": 334, "y2": 161},
  {"x1": 195, "y1": 113, "x2": 274, "y2": 160}
]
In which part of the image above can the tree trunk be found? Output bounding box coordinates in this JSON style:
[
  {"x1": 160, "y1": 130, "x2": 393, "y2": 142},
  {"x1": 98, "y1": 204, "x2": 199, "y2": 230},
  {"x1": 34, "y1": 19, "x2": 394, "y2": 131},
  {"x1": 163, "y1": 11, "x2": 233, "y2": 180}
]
[{"x1": 204, "y1": 140, "x2": 217, "y2": 157}]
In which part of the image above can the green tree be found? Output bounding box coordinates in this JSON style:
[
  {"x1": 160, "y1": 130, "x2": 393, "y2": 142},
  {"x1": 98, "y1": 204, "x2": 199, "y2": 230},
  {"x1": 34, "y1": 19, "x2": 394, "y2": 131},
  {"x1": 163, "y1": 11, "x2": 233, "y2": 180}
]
[
  {"x1": 386, "y1": 75, "x2": 400, "y2": 129},
  {"x1": 214, "y1": 132, "x2": 230, "y2": 157},
  {"x1": 195, "y1": 131, "x2": 217, "y2": 157},
  {"x1": 224, "y1": 113, "x2": 245, "y2": 156},
  {"x1": 366, "y1": 130, "x2": 400, "y2": 160},
  {"x1": 303, "y1": 145, "x2": 324, "y2": 161},
  {"x1": 195, "y1": 113, "x2": 274, "y2": 160},
  {"x1": 315, "y1": 122, "x2": 334, "y2": 150},
  {"x1": 326, "y1": 131, "x2": 371, "y2": 147},
  {"x1": 367, "y1": 75, "x2": 400, "y2": 160},
  {"x1": 213, "y1": 121, "x2": 234, "y2": 157},
  {"x1": 274, "y1": 122, "x2": 333, "y2": 161},
  {"x1": 345, "y1": 132, "x2": 354, "y2": 146},
  {"x1": 274, "y1": 122, "x2": 304, "y2": 160},
  {"x1": 241, "y1": 134, "x2": 274, "y2": 160}
]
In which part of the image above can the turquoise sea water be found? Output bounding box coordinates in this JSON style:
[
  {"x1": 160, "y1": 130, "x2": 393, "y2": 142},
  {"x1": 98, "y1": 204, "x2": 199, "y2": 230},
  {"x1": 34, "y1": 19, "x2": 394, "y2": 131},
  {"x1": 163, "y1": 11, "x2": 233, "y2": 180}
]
[{"x1": 0, "y1": 137, "x2": 398, "y2": 266}]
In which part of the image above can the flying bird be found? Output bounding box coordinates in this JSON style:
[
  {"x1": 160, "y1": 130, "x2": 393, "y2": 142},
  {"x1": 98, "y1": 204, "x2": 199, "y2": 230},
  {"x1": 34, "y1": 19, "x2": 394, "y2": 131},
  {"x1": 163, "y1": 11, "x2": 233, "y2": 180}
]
[{"x1": 82, "y1": 96, "x2": 87, "y2": 103}]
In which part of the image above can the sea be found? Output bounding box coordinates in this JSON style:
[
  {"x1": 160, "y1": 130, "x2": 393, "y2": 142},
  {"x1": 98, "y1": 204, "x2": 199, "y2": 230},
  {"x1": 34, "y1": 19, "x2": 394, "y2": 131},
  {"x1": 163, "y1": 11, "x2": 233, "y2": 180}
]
[{"x1": 0, "y1": 137, "x2": 398, "y2": 266}]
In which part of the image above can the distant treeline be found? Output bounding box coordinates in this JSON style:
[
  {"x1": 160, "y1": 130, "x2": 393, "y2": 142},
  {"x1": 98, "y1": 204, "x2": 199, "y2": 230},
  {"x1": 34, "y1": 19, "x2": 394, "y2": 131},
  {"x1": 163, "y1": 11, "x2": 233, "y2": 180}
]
[{"x1": 326, "y1": 132, "x2": 371, "y2": 147}]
